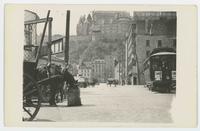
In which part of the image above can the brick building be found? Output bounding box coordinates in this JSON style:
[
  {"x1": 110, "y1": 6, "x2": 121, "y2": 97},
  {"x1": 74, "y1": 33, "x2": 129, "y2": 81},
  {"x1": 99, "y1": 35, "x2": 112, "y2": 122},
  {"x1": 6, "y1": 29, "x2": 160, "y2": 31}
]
[{"x1": 125, "y1": 12, "x2": 176, "y2": 85}]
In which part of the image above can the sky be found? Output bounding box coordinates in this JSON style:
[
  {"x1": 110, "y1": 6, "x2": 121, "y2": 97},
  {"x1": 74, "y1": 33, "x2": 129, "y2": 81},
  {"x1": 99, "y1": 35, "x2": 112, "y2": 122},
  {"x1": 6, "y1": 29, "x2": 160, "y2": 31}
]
[
  {"x1": 27, "y1": 6, "x2": 133, "y2": 36},
  {"x1": 30, "y1": 9, "x2": 92, "y2": 36}
]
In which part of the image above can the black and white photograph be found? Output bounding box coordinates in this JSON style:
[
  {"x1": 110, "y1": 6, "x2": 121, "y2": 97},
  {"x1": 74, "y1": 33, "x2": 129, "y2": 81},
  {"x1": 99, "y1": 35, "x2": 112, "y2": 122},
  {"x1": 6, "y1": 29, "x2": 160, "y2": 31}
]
[
  {"x1": 23, "y1": 8, "x2": 177, "y2": 122},
  {"x1": 4, "y1": 4, "x2": 197, "y2": 128}
]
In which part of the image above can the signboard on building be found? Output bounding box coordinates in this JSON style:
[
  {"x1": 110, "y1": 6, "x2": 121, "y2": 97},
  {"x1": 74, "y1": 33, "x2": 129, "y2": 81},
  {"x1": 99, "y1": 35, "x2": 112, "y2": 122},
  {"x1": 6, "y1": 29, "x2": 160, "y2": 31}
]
[{"x1": 172, "y1": 70, "x2": 176, "y2": 80}]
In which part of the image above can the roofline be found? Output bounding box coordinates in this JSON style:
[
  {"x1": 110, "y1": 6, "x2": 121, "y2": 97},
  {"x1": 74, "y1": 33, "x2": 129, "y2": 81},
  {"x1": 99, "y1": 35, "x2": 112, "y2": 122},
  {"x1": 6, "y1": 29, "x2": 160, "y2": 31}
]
[
  {"x1": 151, "y1": 52, "x2": 176, "y2": 57},
  {"x1": 25, "y1": 10, "x2": 40, "y2": 20},
  {"x1": 143, "y1": 52, "x2": 176, "y2": 64}
]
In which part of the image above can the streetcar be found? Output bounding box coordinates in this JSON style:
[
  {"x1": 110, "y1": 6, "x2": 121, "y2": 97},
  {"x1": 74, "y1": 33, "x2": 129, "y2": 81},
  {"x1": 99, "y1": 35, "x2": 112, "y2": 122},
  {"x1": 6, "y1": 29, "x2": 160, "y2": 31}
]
[{"x1": 143, "y1": 48, "x2": 176, "y2": 93}]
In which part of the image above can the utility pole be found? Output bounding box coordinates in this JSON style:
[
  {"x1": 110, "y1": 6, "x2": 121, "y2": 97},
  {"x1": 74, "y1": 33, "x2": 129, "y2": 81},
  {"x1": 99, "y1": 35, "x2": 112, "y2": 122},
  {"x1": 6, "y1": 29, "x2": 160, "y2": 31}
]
[
  {"x1": 118, "y1": 62, "x2": 120, "y2": 84},
  {"x1": 132, "y1": 24, "x2": 140, "y2": 84},
  {"x1": 125, "y1": 41, "x2": 128, "y2": 84},
  {"x1": 65, "y1": 10, "x2": 70, "y2": 65},
  {"x1": 48, "y1": 18, "x2": 52, "y2": 64},
  {"x1": 35, "y1": 10, "x2": 50, "y2": 67}
]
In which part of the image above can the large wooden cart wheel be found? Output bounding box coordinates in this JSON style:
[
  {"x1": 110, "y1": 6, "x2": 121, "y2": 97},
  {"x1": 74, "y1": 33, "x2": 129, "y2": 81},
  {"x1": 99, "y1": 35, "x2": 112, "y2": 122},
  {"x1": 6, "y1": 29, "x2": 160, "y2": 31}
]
[{"x1": 23, "y1": 73, "x2": 41, "y2": 121}]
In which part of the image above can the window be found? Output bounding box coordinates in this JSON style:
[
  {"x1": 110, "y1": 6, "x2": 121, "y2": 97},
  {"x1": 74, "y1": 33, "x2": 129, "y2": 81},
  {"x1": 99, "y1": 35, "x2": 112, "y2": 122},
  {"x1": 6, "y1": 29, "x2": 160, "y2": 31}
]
[
  {"x1": 146, "y1": 50, "x2": 150, "y2": 57},
  {"x1": 132, "y1": 24, "x2": 136, "y2": 30},
  {"x1": 145, "y1": 20, "x2": 153, "y2": 35},
  {"x1": 173, "y1": 39, "x2": 176, "y2": 48},
  {"x1": 146, "y1": 40, "x2": 150, "y2": 47},
  {"x1": 101, "y1": 20, "x2": 104, "y2": 24},
  {"x1": 110, "y1": 19, "x2": 113, "y2": 23},
  {"x1": 61, "y1": 42, "x2": 63, "y2": 51},
  {"x1": 157, "y1": 40, "x2": 162, "y2": 48}
]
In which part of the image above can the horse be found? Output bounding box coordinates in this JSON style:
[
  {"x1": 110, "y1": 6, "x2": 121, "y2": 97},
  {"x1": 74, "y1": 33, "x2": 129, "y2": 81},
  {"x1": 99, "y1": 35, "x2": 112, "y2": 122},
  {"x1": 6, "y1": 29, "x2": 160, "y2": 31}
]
[
  {"x1": 36, "y1": 63, "x2": 65, "y2": 106},
  {"x1": 36, "y1": 63, "x2": 79, "y2": 106}
]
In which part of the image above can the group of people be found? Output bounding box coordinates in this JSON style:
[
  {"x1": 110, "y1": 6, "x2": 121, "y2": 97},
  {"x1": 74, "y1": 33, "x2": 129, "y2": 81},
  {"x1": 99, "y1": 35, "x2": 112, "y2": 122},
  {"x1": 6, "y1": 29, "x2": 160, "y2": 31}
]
[{"x1": 107, "y1": 79, "x2": 126, "y2": 87}]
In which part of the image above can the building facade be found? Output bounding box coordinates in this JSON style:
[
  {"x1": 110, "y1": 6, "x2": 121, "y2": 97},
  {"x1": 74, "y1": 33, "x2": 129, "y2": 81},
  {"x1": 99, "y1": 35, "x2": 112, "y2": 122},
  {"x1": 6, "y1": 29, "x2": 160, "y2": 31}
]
[
  {"x1": 77, "y1": 11, "x2": 132, "y2": 41},
  {"x1": 114, "y1": 62, "x2": 120, "y2": 81},
  {"x1": 78, "y1": 64, "x2": 92, "y2": 82},
  {"x1": 104, "y1": 55, "x2": 115, "y2": 79},
  {"x1": 68, "y1": 63, "x2": 79, "y2": 76},
  {"x1": 91, "y1": 11, "x2": 131, "y2": 41},
  {"x1": 125, "y1": 12, "x2": 177, "y2": 85},
  {"x1": 125, "y1": 23, "x2": 138, "y2": 85},
  {"x1": 24, "y1": 10, "x2": 40, "y2": 46},
  {"x1": 76, "y1": 14, "x2": 93, "y2": 36},
  {"x1": 91, "y1": 59, "x2": 106, "y2": 82}
]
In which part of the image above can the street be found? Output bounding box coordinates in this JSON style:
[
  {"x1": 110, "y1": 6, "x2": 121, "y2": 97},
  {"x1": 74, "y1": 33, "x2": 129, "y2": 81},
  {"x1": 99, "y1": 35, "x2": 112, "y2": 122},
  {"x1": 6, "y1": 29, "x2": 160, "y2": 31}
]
[{"x1": 34, "y1": 84, "x2": 175, "y2": 123}]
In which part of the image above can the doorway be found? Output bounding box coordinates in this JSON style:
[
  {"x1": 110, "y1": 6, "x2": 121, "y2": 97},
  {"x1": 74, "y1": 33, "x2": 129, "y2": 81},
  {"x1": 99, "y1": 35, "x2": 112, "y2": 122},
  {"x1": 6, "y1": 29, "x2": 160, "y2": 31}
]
[{"x1": 133, "y1": 77, "x2": 137, "y2": 85}]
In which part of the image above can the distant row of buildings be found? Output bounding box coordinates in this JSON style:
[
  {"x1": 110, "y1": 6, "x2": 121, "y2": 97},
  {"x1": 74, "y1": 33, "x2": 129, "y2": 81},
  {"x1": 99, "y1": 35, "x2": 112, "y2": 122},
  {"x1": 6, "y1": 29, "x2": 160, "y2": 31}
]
[
  {"x1": 78, "y1": 59, "x2": 105, "y2": 83},
  {"x1": 77, "y1": 56, "x2": 119, "y2": 83}
]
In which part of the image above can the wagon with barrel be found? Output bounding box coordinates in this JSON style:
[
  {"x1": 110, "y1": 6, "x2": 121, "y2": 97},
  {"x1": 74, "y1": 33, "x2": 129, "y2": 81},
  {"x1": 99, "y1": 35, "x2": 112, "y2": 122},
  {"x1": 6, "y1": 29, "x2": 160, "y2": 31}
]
[
  {"x1": 23, "y1": 10, "x2": 64, "y2": 121},
  {"x1": 23, "y1": 10, "x2": 82, "y2": 121}
]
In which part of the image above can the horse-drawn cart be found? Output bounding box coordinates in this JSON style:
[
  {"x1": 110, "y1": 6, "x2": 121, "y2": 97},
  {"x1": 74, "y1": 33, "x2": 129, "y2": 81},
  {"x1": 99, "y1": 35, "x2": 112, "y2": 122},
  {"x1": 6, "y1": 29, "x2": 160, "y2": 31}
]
[
  {"x1": 23, "y1": 10, "x2": 63, "y2": 121},
  {"x1": 23, "y1": 58, "x2": 63, "y2": 121},
  {"x1": 23, "y1": 10, "x2": 81, "y2": 121}
]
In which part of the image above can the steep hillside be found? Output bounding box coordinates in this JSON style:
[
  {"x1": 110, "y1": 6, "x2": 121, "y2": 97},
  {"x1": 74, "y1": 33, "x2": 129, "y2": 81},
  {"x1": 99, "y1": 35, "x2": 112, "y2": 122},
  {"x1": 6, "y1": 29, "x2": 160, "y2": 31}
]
[
  {"x1": 69, "y1": 35, "x2": 91, "y2": 64},
  {"x1": 68, "y1": 36, "x2": 125, "y2": 64},
  {"x1": 80, "y1": 40, "x2": 125, "y2": 63},
  {"x1": 36, "y1": 34, "x2": 125, "y2": 64}
]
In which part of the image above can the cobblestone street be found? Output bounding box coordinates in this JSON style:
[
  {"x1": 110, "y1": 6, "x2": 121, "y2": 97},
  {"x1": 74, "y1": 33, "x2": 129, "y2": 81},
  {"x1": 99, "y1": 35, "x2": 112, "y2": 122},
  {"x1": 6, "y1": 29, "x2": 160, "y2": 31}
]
[{"x1": 35, "y1": 84, "x2": 175, "y2": 123}]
